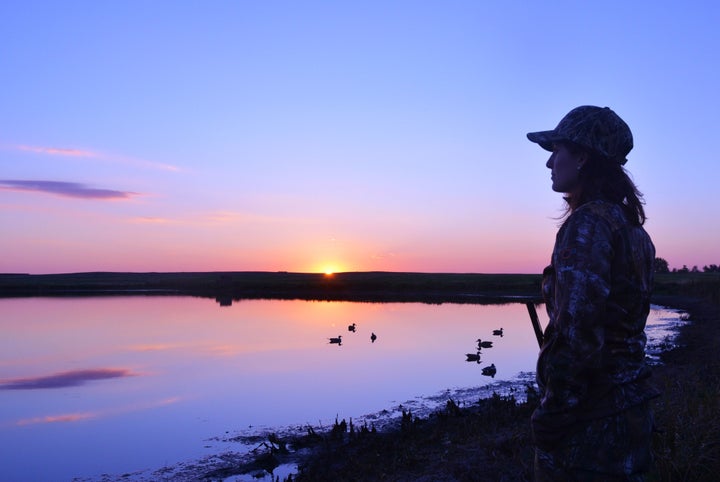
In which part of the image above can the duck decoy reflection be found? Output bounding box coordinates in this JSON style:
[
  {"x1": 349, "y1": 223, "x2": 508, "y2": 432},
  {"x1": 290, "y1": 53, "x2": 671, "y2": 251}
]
[
  {"x1": 481, "y1": 363, "x2": 497, "y2": 377},
  {"x1": 465, "y1": 352, "x2": 481, "y2": 363},
  {"x1": 328, "y1": 335, "x2": 342, "y2": 345},
  {"x1": 492, "y1": 328, "x2": 504, "y2": 337},
  {"x1": 477, "y1": 339, "x2": 493, "y2": 349},
  {"x1": 348, "y1": 323, "x2": 357, "y2": 332},
  {"x1": 370, "y1": 332, "x2": 377, "y2": 343}
]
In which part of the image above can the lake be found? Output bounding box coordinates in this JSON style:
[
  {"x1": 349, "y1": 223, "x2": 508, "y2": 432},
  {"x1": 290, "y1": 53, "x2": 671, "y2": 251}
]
[{"x1": 0, "y1": 297, "x2": 685, "y2": 481}]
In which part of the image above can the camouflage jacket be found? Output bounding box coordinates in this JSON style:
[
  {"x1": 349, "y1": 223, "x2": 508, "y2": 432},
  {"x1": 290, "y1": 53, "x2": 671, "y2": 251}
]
[{"x1": 533, "y1": 199, "x2": 660, "y2": 448}]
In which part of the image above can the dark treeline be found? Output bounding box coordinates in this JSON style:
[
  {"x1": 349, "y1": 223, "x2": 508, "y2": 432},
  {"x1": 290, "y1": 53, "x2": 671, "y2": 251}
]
[
  {"x1": 0, "y1": 271, "x2": 543, "y2": 304},
  {"x1": 2, "y1": 270, "x2": 719, "y2": 306},
  {"x1": 654, "y1": 257, "x2": 720, "y2": 273}
]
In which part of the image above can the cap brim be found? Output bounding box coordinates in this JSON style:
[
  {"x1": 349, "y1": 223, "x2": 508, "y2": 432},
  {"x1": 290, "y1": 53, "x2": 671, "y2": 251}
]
[{"x1": 526, "y1": 130, "x2": 558, "y2": 152}]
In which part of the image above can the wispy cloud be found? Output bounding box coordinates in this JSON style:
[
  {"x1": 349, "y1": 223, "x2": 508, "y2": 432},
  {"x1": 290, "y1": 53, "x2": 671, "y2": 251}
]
[
  {"x1": 13, "y1": 144, "x2": 182, "y2": 172},
  {"x1": 17, "y1": 145, "x2": 97, "y2": 157},
  {"x1": 125, "y1": 210, "x2": 297, "y2": 227},
  {"x1": 205, "y1": 210, "x2": 299, "y2": 225},
  {"x1": 12, "y1": 397, "x2": 182, "y2": 426},
  {"x1": 0, "y1": 180, "x2": 139, "y2": 200},
  {"x1": 371, "y1": 252, "x2": 398, "y2": 260},
  {"x1": 127, "y1": 216, "x2": 178, "y2": 225},
  {"x1": 0, "y1": 368, "x2": 136, "y2": 390},
  {"x1": 16, "y1": 412, "x2": 97, "y2": 426},
  {"x1": 128, "y1": 342, "x2": 184, "y2": 351}
]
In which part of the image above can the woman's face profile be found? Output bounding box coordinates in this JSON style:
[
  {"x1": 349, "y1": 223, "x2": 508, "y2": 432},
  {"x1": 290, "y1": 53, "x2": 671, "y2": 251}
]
[{"x1": 546, "y1": 143, "x2": 583, "y2": 194}]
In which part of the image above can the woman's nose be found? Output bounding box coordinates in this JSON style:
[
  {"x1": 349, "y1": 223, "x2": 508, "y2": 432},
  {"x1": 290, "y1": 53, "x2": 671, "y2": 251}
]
[{"x1": 546, "y1": 156, "x2": 553, "y2": 169}]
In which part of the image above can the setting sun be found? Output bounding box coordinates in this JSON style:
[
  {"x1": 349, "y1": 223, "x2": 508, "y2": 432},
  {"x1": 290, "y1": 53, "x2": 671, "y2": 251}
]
[{"x1": 318, "y1": 263, "x2": 344, "y2": 276}]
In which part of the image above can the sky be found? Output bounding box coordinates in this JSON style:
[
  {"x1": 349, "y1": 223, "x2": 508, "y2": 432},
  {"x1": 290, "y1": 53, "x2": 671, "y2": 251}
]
[{"x1": 1, "y1": 1, "x2": 718, "y2": 275}]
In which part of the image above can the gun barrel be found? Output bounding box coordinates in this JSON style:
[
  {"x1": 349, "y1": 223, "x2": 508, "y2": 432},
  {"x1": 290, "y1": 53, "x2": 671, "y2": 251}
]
[{"x1": 526, "y1": 302, "x2": 544, "y2": 348}]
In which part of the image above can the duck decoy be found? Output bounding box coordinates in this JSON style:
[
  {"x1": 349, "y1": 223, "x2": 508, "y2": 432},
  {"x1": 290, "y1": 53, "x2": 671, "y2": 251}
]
[
  {"x1": 348, "y1": 323, "x2": 357, "y2": 332},
  {"x1": 481, "y1": 363, "x2": 497, "y2": 377},
  {"x1": 477, "y1": 339, "x2": 493, "y2": 349},
  {"x1": 370, "y1": 332, "x2": 377, "y2": 343},
  {"x1": 328, "y1": 335, "x2": 342, "y2": 345},
  {"x1": 492, "y1": 328, "x2": 504, "y2": 337},
  {"x1": 465, "y1": 352, "x2": 481, "y2": 363}
]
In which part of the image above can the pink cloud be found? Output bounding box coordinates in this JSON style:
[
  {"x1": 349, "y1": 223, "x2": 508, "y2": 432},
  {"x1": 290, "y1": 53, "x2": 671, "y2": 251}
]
[
  {"x1": 17, "y1": 145, "x2": 96, "y2": 157},
  {"x1": 127, "y1": 216, "x2": 177, "y2": 225},
  {"x1": 11, "y1": 397, "x2": 182, "y2": 427},
  {"x1": 128, "y1": 343, "x2": 183, "y2": 351},
  {"x1": 16, "y1": 412, "x2": 97, "y2": 426},
  {"x1": 13, "y1": 144, "x2": 181, "y2": 172}
]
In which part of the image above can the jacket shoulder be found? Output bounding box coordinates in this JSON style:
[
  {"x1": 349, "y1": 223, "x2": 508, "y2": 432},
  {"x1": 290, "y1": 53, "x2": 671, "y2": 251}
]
[{"x1": 571, "y1": 200, "x2": 626, "y2": 232}]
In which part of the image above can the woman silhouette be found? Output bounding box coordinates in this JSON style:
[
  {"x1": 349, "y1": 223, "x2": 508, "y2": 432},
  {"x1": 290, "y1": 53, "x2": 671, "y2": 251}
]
[{"x1": 527, "y1": 106, "x2": 659, "y2": 481}]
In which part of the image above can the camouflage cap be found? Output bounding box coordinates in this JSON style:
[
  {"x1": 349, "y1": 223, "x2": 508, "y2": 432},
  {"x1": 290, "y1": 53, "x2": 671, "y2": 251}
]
[{"x1": 527, "y1": 106, "x2": 633, "y2": 165}]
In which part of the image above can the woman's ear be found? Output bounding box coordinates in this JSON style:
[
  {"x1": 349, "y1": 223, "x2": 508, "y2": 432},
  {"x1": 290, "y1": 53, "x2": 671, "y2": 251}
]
[{"x1": 577, "y1": 151, "x2": 589, "y2": 170}]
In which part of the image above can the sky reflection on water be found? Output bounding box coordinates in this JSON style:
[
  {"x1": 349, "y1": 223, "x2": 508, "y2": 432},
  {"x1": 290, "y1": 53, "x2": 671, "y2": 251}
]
[{"x1": 0, "y1": 297, "x2": 684, "y2": 481}]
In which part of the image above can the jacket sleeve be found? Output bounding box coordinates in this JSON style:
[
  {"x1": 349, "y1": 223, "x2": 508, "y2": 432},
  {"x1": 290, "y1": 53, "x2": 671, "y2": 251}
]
[{"x1": 532, "y1": 208, "x2": 613, "y2": 445}]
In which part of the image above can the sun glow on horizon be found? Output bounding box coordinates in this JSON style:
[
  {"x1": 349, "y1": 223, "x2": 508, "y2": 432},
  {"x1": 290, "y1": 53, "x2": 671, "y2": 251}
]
[{"x1": 318, "y1": 263, "x2": 345, "y2": 276}]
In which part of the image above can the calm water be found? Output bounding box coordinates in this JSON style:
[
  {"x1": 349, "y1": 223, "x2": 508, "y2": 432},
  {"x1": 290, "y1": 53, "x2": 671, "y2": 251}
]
[{"x1": 0, "y1": 297, "x2": 684, "y2": 481}]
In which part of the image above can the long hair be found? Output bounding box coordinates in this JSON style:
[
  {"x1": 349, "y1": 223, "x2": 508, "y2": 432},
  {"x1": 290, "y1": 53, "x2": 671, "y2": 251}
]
[{"x1": 563, "y1": 142, "x2": 647, "y2": 226}]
